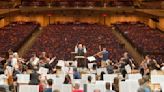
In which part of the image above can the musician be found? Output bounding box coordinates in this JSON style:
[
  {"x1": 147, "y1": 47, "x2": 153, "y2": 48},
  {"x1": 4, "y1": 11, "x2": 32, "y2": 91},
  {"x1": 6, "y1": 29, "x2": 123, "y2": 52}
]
[
  {"x1": 39, "y1": 52, "x2": 48, "y2": 67},
  {"x1": 11, "y1": 52, "x2": 18, "y2": 69},
  {"x1": 122, "y1": 52, "x2": 135, "y2": 69},
  {"x1": 95, "y1": 47, "x2": 110, "y2": 67},
  {"x1": 75, "y1": 43, "x2": 87, "y2": 67},
  {"x1": 29, "y1": 53, "x2": 39, "y2": 67},
  {"x1": 75, "y1": 43, "x2": 87, "y2": 56}
]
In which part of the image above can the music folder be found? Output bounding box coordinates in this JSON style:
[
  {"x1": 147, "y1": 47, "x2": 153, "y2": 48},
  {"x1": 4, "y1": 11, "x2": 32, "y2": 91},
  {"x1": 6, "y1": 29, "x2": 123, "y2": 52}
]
[{"x1": 87, "y1": 56, "x2": 96, "y2": 62}]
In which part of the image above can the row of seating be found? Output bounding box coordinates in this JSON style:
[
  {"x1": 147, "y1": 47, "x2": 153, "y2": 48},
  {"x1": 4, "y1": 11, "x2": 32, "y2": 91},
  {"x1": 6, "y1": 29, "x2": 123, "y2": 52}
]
[
  {"x1": 25, "y1": 23, "x2": 126, "y2": 61},
  {"x1": 0, "y1": 21, "x2": 40, "y2": 57},
  {"x1": 1, "y1": 0, "x2": 164, "y2": 9},
  {"x1": 111, "y1": 0, "x2": 133, "y2": 7},
  {"x1": 19, "y1": 0, "x2": 134, "y2": 7},
  {"x1": 139, "y1": 0, "x2": 163, "y2": 9}
]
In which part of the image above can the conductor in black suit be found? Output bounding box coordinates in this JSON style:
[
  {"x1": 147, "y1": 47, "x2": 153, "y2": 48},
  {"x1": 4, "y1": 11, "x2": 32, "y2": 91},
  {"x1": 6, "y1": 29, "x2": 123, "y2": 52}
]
[{"x1": 75, "y1": 43, "x2": 87, "y2": 67}]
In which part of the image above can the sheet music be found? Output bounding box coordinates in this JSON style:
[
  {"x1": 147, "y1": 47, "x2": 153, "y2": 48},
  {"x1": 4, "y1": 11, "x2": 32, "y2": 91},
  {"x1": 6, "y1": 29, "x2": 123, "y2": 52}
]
[
  {"x1": 87, "y1": 56, "x2": 96, "y2": 62},
  {"x1": 160, "y1": 82, "x2": 164, "y2": 92},
  {"x1": 128, "y1": 73, "x2": 142, "y2": 80},
  {"x1": 151, "y1": 75, "x2": 164, "y2": 84},
  {"x1": 62, "y1": 67, "x2": 73, "y2": 74},
  {"x1": 46, "y1": 74, "x2": 56, "y2": 83},
  {"x1": 19, "y1": 85, "x2": 39, "y2": 92},
  {"x1": 53, "y1": 84, "x2": 72, "y2": 92},
  {"x1": 103, "y1": 74, "x2": 118, "y2": 83},
  {"x1": 53, "y1": 84, "x2": 62, "y2": 92},
  {"x1": 6, "y1": 66, "x2": 13, "y2": 75},
  {"x1": 126, "y1": 79, "x2": 139, "y2": 92},
  {"x1": 72, "y1": 79, "x2": 84, "y2": 89},
  {"x1": 87, "y1": 84, "x2": 105, "y2": 92},
  {"x1": 119, "y1": 81, "x2": 129, "y2": 92},
  {"x1": 16, "y1": 74, "x2": 30, "y2": 84},
  {"x1": 38, "y1": 67, "x2": 49, "y2": 75},
  {"x1": 96, "y1": 68, "x2": 107, "y2": 75},
  {"x1": 57, "y1": 60, "x2": 65, "y2": 67},
  {"x1": 88, "y1": 63, "x2": 96, "y2": 69},
  {"x1": 75, "y1": 56, "x2": 85, "y2": 59},
  {"x1": 62, "y1": 84, "x2": 72, "y2": 92},
  {"x1": 82, "y1": 74, "x2": 96, "y2": 84},
  {"x1": 0, "y1": 74, "x2": 7, "y2": 85},
  {"x1": 125, "y1": 64, "x2": 132, "y2": 73}
]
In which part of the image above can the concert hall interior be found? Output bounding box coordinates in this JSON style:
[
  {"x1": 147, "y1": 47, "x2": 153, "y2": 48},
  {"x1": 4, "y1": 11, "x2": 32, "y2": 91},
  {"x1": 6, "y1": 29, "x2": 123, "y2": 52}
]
[{"x1": 0, "y1": 0, "x2": 163, "y2": 92}]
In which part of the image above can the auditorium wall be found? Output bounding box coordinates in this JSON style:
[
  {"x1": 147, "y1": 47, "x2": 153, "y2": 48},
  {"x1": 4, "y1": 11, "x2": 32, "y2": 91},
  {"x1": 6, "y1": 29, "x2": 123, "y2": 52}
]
[
  {"x1": 158, "y1": 18, "x2": 164, "y2": 31},
  {"x1": 1, "y1": 14, "x2": 164, "y2": 32},
  {"x1": 143, "y1": 17, "x2": 164, "y2": 31},
  {"x1": 0, "y1": 19, "x2": 5, "y2": 28},
  {"x1": 147, "y1": 18, "x2": 156, "y2": 29}
]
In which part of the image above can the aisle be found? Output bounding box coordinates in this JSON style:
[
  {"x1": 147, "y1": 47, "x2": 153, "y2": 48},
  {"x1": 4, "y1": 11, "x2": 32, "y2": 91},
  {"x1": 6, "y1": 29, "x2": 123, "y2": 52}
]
[
  {"x1": 18, "y1": 28, "x2": 43, "y2": 57},
  {"x1": 111, "y1": 28, "x2": 144, "y2": 65}
]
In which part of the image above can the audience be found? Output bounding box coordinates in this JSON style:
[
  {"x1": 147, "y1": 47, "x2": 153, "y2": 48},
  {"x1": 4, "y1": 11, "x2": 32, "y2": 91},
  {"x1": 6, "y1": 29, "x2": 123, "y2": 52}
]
[
  {"x1": 115, "y1": 22, "x2": 164, "y2": 65},
  {"x1": 0, "y1": 21, "x2": 40, "y2": 57},
  {"x1": 25, "y1": 24, "x2": 126, "y2": 62},
  {"x1": 0, "y1": 22, "x2": 162, "y2": 92}
]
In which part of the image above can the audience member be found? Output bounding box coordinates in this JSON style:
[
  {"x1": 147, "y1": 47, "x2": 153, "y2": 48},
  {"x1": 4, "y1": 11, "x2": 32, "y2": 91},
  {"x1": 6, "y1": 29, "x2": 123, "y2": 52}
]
[
  {"x1": 94, "y1": 89, "x2": 101, "y2": 92},
  {"x1": 39, "y1": 75, "x2": 46, "y2": 92},
  {"x1": 112, "y1": 77, "x2": 119, "y2": 92},
  {"x1": 87, "y1": 76, "x2": 92, "y2": 83},
  {"x1": 63, "y1": 74, "x2": 72, "y2": 84},
  {"x1": 106, "y1": 82, "x2": 116, "y2": 92},
  {"x1": 106, "y1": 61, "x2": 114, "y2": 74},
  {"x1": 100, "y1": 71, "x2": 105, "y2": 80},
  {"x1": 73, "y1": 68, "x2": 81, "y2": 79},
  {"x1": 29, "y1": 69, "x2": 40, "y2": 85},
  {"x1": 44, "y1": 79, "x2": 53, "y2": 92},
  {"x1": 72, "y1": 82, "x2": 83, "y2": 92},
  {"x1": 121, "y1": 69, "x2": 127, "y2": 81},
  {"x1": 142, "y1": 75, "x2": 152, "y2": 92},
  {"x1": 137, "y1": 78, "x2": 145, "y2": 92}
]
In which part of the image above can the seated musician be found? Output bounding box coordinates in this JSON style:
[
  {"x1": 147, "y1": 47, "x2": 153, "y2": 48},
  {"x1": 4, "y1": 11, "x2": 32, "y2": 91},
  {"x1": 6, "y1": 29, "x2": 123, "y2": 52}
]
[
  {"x1": 39, "y1": 52, "x2": 48, "y2": 67},
  {"x1": 122, "y1": 52, "x2": 135, "y2": 69},
  {"x1": 29, "y1": 53, "x2": 39, "y2": 67},
  {"x1": 95, "y1": 47, "x2": 110, "y2": 67}
]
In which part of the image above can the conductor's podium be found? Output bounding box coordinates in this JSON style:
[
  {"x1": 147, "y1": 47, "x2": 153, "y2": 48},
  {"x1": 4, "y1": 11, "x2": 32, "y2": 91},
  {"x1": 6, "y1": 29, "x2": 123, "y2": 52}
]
[{"x1": 75, "y1": 56, "x2": 86, "y2": 67}]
